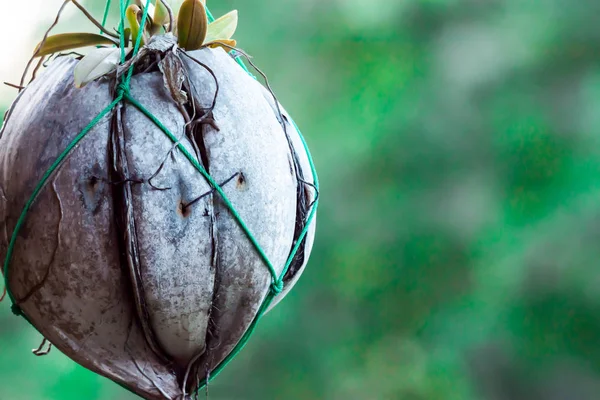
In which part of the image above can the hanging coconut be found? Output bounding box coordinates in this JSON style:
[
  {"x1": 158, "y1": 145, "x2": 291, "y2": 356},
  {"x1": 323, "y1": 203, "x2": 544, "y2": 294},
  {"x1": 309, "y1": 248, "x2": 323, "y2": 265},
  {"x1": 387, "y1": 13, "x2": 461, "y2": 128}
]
[{"x1": 0, "y1": 1, "x2": 318, "y2": 399}]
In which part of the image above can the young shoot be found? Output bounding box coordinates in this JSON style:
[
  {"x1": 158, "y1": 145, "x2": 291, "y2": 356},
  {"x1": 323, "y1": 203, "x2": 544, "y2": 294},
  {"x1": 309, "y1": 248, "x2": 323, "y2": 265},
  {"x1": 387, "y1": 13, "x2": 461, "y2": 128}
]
[{"x1": 30, "y1": 0, "x2": 238, "y2": 88}]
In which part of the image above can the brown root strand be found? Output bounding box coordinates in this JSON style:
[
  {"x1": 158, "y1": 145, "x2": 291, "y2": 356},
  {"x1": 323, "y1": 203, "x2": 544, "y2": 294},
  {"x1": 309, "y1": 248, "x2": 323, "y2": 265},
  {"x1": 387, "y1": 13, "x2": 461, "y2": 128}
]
[
  {"x1": 71, "y1": 0, "x2": 120, "y2": 39},
  {"x1": 43, "y1": 52, "x2": 85, "y2": 68},
  {"x1": 19, "y1": 0, "x2": 71, "y2": 89},
  {"x1": 3, "y1": 82, "x2": 24, "y2": 90},
  {"x1": 181, "y1": 172, "x2": 240, "y2": 211},
  {"x1": 158, "y1": 0, "x2": 175, "y2": 33},
  {"x1": 29, "y1": 56, "x2": 47, "y2": 85},
  {"x1": 15, "y1": 180, "x2": 63, "y2": 305},
  {"x1": 212, "y1": 43, "x2": 320, "y2": 281},
  {"x1": 32, "y1": 338, "x2": 53, "y2": 356},
  {"x1": 180, "y1": 51, "x2": 220, "y2": 112}
]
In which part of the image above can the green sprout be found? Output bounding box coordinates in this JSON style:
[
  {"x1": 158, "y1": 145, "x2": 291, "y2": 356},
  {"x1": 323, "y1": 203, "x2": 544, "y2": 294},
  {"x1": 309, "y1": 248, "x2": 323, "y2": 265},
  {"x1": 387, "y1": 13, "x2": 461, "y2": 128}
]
[{"x1": 31, "y1": 0, "x2": 238, "y2": 88}]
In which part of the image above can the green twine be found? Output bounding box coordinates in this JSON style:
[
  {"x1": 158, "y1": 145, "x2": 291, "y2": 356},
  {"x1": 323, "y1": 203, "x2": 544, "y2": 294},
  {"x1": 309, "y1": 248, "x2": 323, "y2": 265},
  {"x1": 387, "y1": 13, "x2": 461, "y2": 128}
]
[
  {"x1": 1, "y1": 0, "x2": 319, "y2": 393},
  {"x1": 1, "y1": 97, "x2": 122, "y2": 312},
  {"x1": 100, "y1": 0, "x2": 112, "y2": 30},
  {"x1": 206, "y1": 6, "x2": 215, "y2": 22},
  {"x1": 127, "y1": 0, "x2": 150, "y2": 79},
  {"x1": 123, "y1": 93, "x2": 285, "y2": 286}
]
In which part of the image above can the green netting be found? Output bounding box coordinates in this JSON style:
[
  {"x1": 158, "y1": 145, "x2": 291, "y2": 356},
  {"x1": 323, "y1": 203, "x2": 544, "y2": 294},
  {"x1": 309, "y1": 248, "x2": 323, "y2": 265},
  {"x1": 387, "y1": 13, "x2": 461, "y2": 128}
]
[{"x1": 1, "y1": 0, "x2": 319, "y2": 395}]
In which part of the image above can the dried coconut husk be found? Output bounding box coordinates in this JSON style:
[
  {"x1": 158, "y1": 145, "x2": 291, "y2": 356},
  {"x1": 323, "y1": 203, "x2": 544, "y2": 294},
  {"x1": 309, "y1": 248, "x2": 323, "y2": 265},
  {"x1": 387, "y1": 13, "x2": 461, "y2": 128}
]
[{"x1": 0, "y1": 39, "x2": 316, "y2": 399}]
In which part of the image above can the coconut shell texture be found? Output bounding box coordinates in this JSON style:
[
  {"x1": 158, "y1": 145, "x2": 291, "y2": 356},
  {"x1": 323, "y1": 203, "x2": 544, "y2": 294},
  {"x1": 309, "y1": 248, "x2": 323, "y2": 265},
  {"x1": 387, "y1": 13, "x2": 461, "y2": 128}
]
[{"x1": 0, "y1": 47, "x2": 316, "y2": 399}]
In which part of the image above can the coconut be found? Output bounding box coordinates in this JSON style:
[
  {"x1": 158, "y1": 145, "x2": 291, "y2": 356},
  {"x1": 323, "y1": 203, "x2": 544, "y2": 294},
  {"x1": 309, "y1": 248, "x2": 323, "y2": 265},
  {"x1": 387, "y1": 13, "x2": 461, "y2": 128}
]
[{"x1": 0, "y1": 40, "x2": 316, "y2": 399}]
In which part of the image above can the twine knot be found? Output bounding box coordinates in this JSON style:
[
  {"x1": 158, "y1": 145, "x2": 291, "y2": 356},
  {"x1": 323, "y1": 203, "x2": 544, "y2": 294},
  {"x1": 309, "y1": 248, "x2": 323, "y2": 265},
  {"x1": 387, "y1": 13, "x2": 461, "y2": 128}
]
[
  {"x1": 271, "y1": 280, "x2": 284, "y2": 295},
  {"x1": 116, "y1": 82, "x2": 130, "y2": 96}
]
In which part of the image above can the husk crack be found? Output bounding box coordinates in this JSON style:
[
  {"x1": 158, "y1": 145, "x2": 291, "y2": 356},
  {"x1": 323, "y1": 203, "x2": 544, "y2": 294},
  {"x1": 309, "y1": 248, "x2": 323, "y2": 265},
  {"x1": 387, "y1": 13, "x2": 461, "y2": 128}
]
[
  {"x1": 176, "y1": 51, "x2": 221, "y2": 395},
  {"x1": 111, "y1": 43, "x2": 226, "y2": 392},
  {"x1": 109, "y1": 103, "x2": 171, "y2": 365}
]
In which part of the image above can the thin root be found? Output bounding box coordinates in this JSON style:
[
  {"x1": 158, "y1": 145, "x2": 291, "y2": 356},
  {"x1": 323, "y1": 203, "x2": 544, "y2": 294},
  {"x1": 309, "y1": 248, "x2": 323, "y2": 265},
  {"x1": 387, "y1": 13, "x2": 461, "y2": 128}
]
[
  {"x1": 211, "y1": 43, "x2": 321, "y2": 280},
  {"x1": 157, "y1": 0, "x2": 174, "y2": 33},
  {"x1": 20, "y1": 0, "x2": 71, "y2": 89},
  {"x1": 43, "y1": 51, "x2": 85, "y2": 68},
  {"x1": 3, "y1": 82, "x2": 25, "y2": 90},
  {"x1": 29, "y1": 56, "x2": 47, "y2": 85},
  {"x1": 181, "y1": 350, "x2": 205, "y2": 397},
  {"x1": 71, "y1": 0, "x2": 120, "y2": 39},
  {"x1": 299, "y1": 178, "x2": 320, "y2": 209},
  {"x1": 32, "y1": 338, "x2": 52, "y2": 356},
  {"x1": 181, "y1": 172, "x2": 240, "y2": 212},
  {"x1": 147, "y1": 139, "x2": 183, "y2": 191},
  {"x1": 19, "y1": 0, "x2": 118, "y2": 89},
  {"x1": 16, "y1": 180, "x2": 63, "y2": 305},
  {"x1": 180, "y1": 51, "x2": 220, "y2": 113}
]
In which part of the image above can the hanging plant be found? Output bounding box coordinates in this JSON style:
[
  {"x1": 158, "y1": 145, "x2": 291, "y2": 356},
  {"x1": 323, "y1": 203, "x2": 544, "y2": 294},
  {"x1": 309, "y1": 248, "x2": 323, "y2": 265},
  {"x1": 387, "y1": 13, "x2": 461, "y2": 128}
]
[{"x1": 0, "y1": 1, "x2": 318, "y2": 399}]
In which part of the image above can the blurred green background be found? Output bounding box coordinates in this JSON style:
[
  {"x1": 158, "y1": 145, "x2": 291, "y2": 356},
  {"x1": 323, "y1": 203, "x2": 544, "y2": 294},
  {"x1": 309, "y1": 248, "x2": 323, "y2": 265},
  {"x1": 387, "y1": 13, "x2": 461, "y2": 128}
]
[{"x1": 3, "y1": 0, "x2": 600, "y2": 399}]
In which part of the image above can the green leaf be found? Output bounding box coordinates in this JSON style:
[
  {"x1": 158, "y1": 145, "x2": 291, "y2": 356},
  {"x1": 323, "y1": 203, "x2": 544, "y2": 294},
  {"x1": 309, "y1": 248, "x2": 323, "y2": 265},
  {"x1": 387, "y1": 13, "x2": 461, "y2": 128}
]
[
  {"x1": 177, "y1": 0, "x2": 208, "y2": 50},
  {"x1": 204, "y1": 10, "x2": 238, "y2": 43},
  {"x1": 126, "y1": 5, "x2": 143, "y2": 46},
  {"x1": 124, "y1": 27, "x2": 132, "y2": 48},
  {"x1": 73, "y1": 47, "x2": 121, "y2": 88},
  {"x1": 205, "y1": 39, "x2": 237, "y2": 52},
  {"x1": 153, "y1": 0, "x2": 169, "y2": 26},
  {"x1": 34, "y1": 33, "x2": 117, "y2": 57}
]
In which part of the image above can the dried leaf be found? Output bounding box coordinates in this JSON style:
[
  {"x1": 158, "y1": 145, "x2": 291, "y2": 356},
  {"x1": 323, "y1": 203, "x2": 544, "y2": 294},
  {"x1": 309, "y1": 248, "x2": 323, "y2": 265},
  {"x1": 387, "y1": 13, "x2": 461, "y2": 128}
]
[
  {"x1": 204, "y1": 10, "x2": 238, "y2": 43},
  {"x1": 158, "y1": 51, "x2": 188, "y2": 105},
  {"x1": 146, "y1": 32, "x2": 178, "y2": 52},
  {"x1": 73, "y1": 47, "x2": 121, "y2": 88},
  {"x1": 34, "y1": 33, "x2": 117, "y2": 57},
  {"x1": 177, "y1": 0, "x2": 208, "y2": 50},
  {"x1": 116, "y1": 34, "x2": 177, "y2": 79}
]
